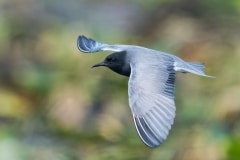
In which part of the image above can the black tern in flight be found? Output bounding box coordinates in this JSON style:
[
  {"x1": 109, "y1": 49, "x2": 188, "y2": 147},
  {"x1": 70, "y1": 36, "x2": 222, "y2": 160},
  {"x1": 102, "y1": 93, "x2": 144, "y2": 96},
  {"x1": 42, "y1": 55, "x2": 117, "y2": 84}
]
[{"x1": 77, "y1": 35, "x2": 213, "y2": 148}]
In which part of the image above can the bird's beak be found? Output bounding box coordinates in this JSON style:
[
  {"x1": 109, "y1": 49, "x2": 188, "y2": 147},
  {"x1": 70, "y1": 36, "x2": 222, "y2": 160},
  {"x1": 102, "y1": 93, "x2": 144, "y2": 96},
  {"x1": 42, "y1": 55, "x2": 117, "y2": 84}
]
[{"x1": 91, "y1": 61, "x2": 106, "y2": 68}]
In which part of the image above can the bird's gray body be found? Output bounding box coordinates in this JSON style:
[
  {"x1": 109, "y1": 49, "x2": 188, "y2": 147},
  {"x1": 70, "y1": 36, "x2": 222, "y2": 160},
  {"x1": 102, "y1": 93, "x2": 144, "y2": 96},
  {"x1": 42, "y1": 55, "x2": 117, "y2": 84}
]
[{"x1": 77, "y1": 35, "x2": 213, "y2": 148}]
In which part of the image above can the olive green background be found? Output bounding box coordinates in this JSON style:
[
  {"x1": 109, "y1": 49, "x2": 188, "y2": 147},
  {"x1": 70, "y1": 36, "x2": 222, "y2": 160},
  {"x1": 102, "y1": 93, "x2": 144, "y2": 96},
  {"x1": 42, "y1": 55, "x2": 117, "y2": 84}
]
[{"x1": 0, "y1": 0, "x2": 240, "y2": 159}]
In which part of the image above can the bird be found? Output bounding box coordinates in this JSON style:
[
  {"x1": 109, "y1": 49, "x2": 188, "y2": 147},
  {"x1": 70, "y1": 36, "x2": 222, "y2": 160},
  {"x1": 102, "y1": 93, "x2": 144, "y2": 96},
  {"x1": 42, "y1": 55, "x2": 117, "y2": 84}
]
[{"x1": 77, "y1": 35, "x2": 213, "y2": 148}]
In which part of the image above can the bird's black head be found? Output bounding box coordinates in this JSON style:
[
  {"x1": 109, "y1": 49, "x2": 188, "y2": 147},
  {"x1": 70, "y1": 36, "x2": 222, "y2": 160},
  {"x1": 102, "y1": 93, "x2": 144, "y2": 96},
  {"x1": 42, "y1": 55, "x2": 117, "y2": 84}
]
[{"x1": 92, "y1": 51, "x2": 131, "y2": 77}]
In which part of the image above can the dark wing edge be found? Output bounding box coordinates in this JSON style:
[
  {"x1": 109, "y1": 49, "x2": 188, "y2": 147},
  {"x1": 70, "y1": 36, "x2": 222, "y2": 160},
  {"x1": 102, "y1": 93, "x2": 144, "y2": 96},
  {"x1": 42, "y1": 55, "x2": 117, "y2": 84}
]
[{"x1": 133, "y1": 95, "x2": 176, "y2": 148}]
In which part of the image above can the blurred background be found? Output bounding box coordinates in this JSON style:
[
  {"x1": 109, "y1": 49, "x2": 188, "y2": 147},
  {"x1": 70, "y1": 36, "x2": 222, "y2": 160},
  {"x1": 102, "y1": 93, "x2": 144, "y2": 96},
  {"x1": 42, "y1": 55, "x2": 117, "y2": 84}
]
[{"x1": 0, "y1": 0, "x2": 240, "y2": 159}]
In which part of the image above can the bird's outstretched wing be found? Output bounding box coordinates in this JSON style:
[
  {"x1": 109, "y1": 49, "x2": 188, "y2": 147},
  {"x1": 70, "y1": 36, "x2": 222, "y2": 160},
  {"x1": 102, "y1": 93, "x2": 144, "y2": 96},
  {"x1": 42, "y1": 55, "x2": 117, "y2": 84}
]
[
  {"x1": 77, "y1": 35, "x2": 125, "y2": 53},
  {"x1": 128, "y1": 61, "x2": 176, "y2": 148}
]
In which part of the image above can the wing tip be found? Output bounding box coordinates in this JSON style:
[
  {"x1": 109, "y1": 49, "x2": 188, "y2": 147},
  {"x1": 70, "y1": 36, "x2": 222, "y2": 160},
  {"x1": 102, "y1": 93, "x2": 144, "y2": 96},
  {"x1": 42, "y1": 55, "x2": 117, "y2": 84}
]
[
  {"x1": 77, "y1": 35, "x2": 89, "y2": 53},
  {"x1": 134, "y1": 116, "x2": 165, "y2": 148},
  {"x1": 77, "y1": 35, "x2": 100, "y2": 53}
]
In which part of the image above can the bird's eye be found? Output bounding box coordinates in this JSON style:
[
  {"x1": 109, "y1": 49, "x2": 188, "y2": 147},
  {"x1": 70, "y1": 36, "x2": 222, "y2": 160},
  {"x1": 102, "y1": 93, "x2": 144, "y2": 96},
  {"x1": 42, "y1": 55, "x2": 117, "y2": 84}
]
[{"x1": 106, "y1": 57, "x2": 116, "y2": 62}]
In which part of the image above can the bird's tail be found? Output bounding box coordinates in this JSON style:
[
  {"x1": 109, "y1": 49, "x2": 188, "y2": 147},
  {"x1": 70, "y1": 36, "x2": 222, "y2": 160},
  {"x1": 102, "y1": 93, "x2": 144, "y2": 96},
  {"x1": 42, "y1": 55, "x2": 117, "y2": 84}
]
[{"x1": 174, "y1": 61, "x2": 215, "y2": 78}]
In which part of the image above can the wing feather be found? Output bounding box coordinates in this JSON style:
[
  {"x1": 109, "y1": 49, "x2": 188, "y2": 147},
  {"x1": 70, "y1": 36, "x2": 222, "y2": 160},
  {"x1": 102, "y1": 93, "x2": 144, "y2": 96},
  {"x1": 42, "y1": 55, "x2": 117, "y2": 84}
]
[
  {"x1": 134, "y1": 117, "x2": 160, "y2": 147},
  {"x1": 77, "y1": 35, "x2": 126, "y2": 53},
  {"x1": 128, "y1": 62, "x2": 176, "y2": 148},
  {"x1": 146, "y1": 110, "x2": 168, "y2": 137},
  {"x1": 77, "y1": 35, "x2": 104, "y2": 53},
  {"x1": 145, "y1": 111, "x2": 167, "y2": 140}
]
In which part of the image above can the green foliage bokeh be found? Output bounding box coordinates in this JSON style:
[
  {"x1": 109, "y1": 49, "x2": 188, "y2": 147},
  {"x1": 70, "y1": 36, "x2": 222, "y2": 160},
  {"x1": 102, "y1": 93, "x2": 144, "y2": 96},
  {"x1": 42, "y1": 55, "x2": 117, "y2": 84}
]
[{"x1": 0, "y1": 0, "x2": 240, "y2": 159}]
